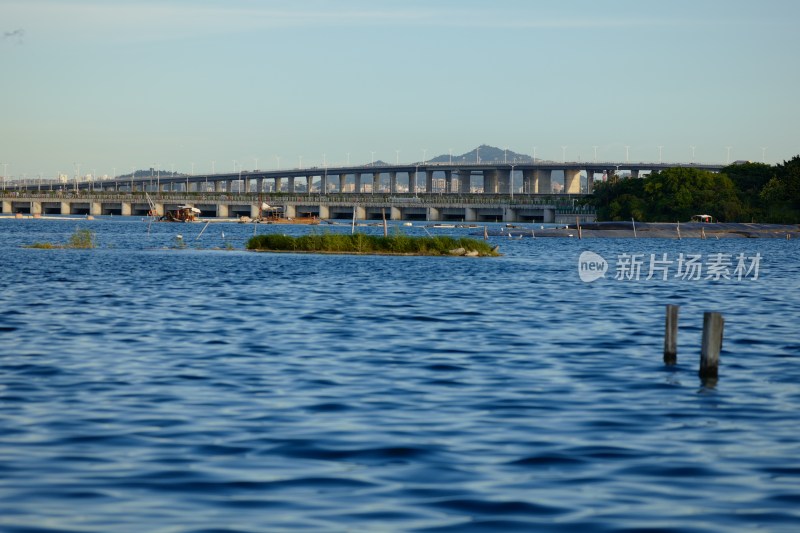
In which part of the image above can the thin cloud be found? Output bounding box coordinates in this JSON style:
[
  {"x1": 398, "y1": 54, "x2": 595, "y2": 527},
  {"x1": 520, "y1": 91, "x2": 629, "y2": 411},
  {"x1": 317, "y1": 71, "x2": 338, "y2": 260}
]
[
  {"x1": 2, "y1": 28, "x2": 25, "y2": 43},
  {"x1": 1, "y1": 1, "x2": 753, "y2": 44}
]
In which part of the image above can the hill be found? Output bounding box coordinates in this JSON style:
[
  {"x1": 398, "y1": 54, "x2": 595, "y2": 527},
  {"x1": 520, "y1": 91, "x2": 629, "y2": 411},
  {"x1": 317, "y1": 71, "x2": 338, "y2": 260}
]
[{"x1": 428, "y1": 145, "x2": 537, "y2": 164}]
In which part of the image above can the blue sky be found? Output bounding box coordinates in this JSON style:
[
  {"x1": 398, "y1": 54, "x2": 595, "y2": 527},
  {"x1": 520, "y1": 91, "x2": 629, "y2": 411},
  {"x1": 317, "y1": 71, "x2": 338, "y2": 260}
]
[{"x1": 2, "y1": 0, "x2": 799, "y2": 178}]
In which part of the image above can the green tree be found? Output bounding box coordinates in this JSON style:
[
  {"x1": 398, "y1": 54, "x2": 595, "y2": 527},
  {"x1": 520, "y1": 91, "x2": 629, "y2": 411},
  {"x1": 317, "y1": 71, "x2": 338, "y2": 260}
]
[
  {"x1": 759, "y1": 156, "x2": 800, "y2": 222},
  {"x1": 642, "y1": 167, "x2": 743, "y2": 222}
]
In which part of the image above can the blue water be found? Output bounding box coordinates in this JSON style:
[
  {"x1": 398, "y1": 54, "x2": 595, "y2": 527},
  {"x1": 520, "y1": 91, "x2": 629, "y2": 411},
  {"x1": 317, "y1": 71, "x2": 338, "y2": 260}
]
[{"x1": 1, "y1": 218, "x2": 799, "y2": 532}]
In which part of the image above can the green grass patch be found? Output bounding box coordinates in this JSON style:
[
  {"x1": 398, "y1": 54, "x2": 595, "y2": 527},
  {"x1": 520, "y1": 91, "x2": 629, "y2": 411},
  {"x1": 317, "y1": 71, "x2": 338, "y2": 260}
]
[
  {"x1": 24, "y1": 228, "x2": 97, "y2": 249},
  {"x1": 246, "y1": 232, "x2": 499, "y2": 256}
]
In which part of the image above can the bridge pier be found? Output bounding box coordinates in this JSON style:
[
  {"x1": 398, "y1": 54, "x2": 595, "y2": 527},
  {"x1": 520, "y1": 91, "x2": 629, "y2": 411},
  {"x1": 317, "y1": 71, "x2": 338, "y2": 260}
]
[
  {"x1": 631, "y1": 169, "x2": 640, "y2": 179},
  {"x1": 535, "y1": 170, "x2": 552, "y2": 194},
  {"x1": 372, "y1": 172, "x2": 380, "y2": 193},
  {"x1": 307, "y1": 175, "x2": 313, "y2": 193},
  {"x1": 389, "y1": 172, "x2": 397, "y2": 194},
  {"x1": 460, "y1": 170, "x2": 471, "y2": 193},
  {"x1": 408, "y1": 170, "x2": 416, "y2": 194},
  {"x1": 354, "y1": 173, "x2": 363, "y2": 193},
  {"x1": 427, "y1": 207, "x2": 440, "y2": 221},
  {"x1": 497, "y1": 169, "x2": 510, "y2": 194},
  {"x1": 288, "y1": 177, "x2": 295, "y2": 194},
  {"x1": 522, "y1": 169, "x2": 534, "y2": 194},
  {"x1": 484, "y1": 170, "x2": 498, "y2": 194},
  {"x1": 425, "y1": 170, "x2": 433, "y2": 193},
  {"x1": 444, "y1": 170, "x2": 453, "y2": 193},
  {"x1": 564, "y1": 169, "x2": 581, "y2": 194}
]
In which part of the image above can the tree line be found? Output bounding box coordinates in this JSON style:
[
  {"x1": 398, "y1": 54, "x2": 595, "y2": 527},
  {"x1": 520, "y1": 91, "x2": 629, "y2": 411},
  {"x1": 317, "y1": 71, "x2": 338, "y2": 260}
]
[{"x1": 588, "y1": 156, "x2": 800, "y2": 223}]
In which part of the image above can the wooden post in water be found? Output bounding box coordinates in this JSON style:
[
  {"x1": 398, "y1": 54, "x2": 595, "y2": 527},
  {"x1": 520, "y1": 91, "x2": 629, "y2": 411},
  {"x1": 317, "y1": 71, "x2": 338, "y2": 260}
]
[
  {"x1": 577, "y1": 216, "x2": 582, "y2": 239},
  {"x1": 382, "y1": 208, "x2": 388, "y2": 237},
  {"x1": 664, "y1": 304, "x2": 680, "y2": 365},
  {"x1": 699, "y1": 312, "x2": 724, "y2": 380},
  {"x1": 631, "y1": 217, "x2": 637, "y2": 238},
  {"x1": 676, "y1": 221, "x2": 681, "y2": 240},
  {"x1": 483, "y1": 225, "x2": 488, "y2": 240}
]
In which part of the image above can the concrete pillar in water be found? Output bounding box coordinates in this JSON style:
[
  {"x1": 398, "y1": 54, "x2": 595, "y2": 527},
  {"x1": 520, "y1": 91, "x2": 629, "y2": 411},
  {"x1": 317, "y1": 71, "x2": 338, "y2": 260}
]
[
  {"x1": 390, "y1": 206, "x2": 401, "y2": 220},
  {"x1": 30, "y1": 201, "x2": 41, "y2": 215},
  {"x1": 60, "y1": 202, "x2": 71, "y2": 215},
  {"x1": 91, "y1": 202, "x2": 102, "y2": 216},
  {"x1": 535, "y1": 169, "x2": 552, "y2": 194},
  {"x1": 121, "y1": 202, "x2": 132, "y2": 216},
  {"x1": 464, "y1": 207, "x2": 477, "y2": 222},
  {"x1": 427, "y1": 207, "x2": 440, "y2": 221},
  {"x1": 564, "y1": 169, "x2": 581, "y2": 194},
  {"x1": 319, "y1": 205, "x2": 330, "y2": 219},
  {"x1": 389, "y1": 172, "x2": 397, "y2": 194}
]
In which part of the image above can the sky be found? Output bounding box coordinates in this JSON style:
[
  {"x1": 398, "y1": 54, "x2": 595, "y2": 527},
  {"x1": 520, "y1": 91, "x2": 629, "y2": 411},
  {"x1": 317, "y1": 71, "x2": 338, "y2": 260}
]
[{"x1": 2, "y1": 0, "x2": 799, "y2": 179}]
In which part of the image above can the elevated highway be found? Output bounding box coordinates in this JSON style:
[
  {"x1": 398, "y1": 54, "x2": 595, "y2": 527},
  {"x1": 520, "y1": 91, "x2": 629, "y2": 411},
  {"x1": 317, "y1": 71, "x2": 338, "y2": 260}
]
[{"x1": 3, "y1": 161, "x2": 725, "y2": 196}]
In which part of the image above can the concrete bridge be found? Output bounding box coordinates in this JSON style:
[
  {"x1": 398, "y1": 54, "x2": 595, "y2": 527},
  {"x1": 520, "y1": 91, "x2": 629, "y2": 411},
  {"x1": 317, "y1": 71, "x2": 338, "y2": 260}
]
[
  {"x1": 4, "y1": 161, "x2": 725, "y2": 196},
  {"x1": 0, "y1": 192, "x2": 595, "y2": 224}
]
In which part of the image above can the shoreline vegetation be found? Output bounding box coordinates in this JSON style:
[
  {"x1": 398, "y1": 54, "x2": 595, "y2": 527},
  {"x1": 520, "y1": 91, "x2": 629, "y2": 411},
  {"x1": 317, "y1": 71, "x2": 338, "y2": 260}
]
[
  {"x1": 588, "y1": 157, "x2": 800, "y2": 223},
  {"x1": 246, "y1": 233, "x2": 500, "y2": 256}
]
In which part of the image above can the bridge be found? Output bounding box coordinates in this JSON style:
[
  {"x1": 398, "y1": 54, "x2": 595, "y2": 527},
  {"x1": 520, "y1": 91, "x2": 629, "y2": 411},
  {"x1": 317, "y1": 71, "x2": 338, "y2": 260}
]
[
  {"x1": 0, "y1": 192, "x2": 594, "y2": 224},
  {"x1": 2, "y1": 161, "x2": 725, "y2": 196}
]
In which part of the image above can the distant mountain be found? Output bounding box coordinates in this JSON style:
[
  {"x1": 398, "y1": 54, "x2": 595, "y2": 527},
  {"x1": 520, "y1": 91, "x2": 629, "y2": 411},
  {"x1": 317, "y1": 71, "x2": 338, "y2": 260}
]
[{"x1": 428, "y1": 144, "x2": 538, "y2": 164}]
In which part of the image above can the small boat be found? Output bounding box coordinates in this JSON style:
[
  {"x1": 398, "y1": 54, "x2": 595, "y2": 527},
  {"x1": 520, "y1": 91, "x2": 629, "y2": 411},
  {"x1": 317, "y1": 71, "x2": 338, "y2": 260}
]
[
  {"x1": 160, "y1": 205, "x2": 200, "y2": 222},
  {"x1": 691, "y1": 214, "x2": 715, "y2": 223},
  {"x1": 426, "y1": 223, "x2": 456, "y2": 228},
  {"x1": 257, "y1": 202, "x2": 320, "y2": 224}
]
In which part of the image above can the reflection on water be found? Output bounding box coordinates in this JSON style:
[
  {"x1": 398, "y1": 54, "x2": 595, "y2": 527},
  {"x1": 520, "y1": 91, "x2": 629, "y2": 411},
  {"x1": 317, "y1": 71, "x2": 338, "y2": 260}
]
[{"x1": 1, "y1": 219, "x2": 799, "y2": 532}]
